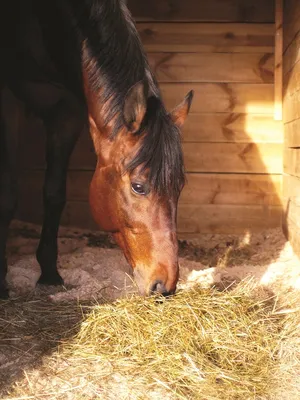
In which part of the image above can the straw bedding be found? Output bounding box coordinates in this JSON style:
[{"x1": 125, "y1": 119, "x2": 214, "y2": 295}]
[{"x1": 0, "y1": 221, "x2": 299, "y2": 399}]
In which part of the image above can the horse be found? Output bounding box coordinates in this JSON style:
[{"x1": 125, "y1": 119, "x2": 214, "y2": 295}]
[{"x1": 0, "y1": 0, "x2": 193, "y2": 299}]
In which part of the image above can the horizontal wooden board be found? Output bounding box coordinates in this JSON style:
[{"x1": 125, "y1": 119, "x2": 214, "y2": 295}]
[
  {"x1": 161, "y1": 83, "x2": 274, "y2": 114},
  {"x1": 183, "y1": 143, "x2": 283, "y2": 173},
  {"x1": 177, "y1": 204, "x2": 281, "y2": 234},
  {"x1": 137, "y1": 23, "x2": 275, "y2": 53},
  {"x1": 18, "y1": 171, "x2": 282, "y2": 207},
  {"x1": 283, "y1": 0, "x2": 300, "y2": 52},
  {"x1": 16, "y1": 199, "x2": 282, "y2": 235},
  {"x1": 21, "y1": 136, "x2": 282, "y2": 173},
  {"x1": 181, "y1": 174, "x2": 282, "y2": 206},
  {"x1": 284, "y1": 119, "x2": 300, "y2": 147},
  {"x1": 148, "y1": 53, "x2": 274, "y2": 83},
  {"x1": 283, "y1": 148, "x2": 300, "y2": 176},
  {"x1": 183, "y1": 113, "x2": 283, "y2": 143},
  {"x1": 128, "y1": 0, "x2": 275, "y2": 22},
  {"x1": 18, "y1": 113, "x2": 284, "y2": 170}
]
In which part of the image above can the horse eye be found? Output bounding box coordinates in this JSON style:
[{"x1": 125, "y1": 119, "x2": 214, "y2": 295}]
[{"x1": 131, "y1": 182, "x2": 146, "y2": 195}]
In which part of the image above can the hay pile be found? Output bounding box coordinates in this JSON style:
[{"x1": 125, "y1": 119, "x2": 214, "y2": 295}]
[{"x1": 5, "y1": 281, "x2": 300, "y2": 400}]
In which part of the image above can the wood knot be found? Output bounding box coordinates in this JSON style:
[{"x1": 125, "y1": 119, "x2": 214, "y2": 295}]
[
  {"x1": 143, "y1": 28, "x2": 154, "y2": 37},
  {"x1": 225, "y1": 32, "x2": 235, "y2": 40}
]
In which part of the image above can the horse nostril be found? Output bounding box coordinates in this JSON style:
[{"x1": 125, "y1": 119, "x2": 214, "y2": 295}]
[{"x1": 150, "y1": 280, "x2": 172, "y2": 297}]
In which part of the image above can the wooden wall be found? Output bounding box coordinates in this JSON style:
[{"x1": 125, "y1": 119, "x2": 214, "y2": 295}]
[
  {"x1": 283, "y1": 0, "x2": 300, "y2": 253},
  {"x1": 17, "y1": 0, "x2": 283, "y2": 236}
]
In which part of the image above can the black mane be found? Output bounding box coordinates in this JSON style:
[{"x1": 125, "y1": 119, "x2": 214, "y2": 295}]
[{"x1": 76, "y1": 0, "x2": 185, "y2": 196}]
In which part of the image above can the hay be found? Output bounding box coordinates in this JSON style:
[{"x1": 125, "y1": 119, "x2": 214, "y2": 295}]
[{"x1": 5, "y1": 281, "x2": 300, "y2": 400}]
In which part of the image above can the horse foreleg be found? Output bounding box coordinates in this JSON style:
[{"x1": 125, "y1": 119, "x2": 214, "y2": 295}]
[
  {"x1": 36, "y1": 97, "x2": 84, "y2": 286},
  {"x1": 0, "y1": 88, "x2": 19, "y2": 298}
]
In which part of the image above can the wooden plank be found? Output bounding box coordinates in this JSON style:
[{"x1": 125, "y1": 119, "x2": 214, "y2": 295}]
[
  {"x1": 282, "y1": 193, "x2": 300, "y2": 257},
  {"x1": 137, "y1": 23, "x2": 275, "y2": 53},
  {"x1": 183, "y1": 143, "x2": 282, "y2": 174},
  {"x1": 20, "y1": 113, "x2": 281, "y2": 173},
  {"x1": 19, "y1": 113, "x2": 283, "y2": 171},
  {"x1": 274, "y1": 0, "x2": 283, "y2": 120},
  {"x1": 283, "y1": 59, "x2": 300, "y2": 98},
  {"x1": 282, "y1": 215, "x2": 300, "y2": 257},
  {"x1": 17, "y1": 200, "x2": 281, "y2": 235},
  {"x1": 128, "y1": 0, "x2": 275, "y2": 23},
  {"x1": 282, "y1": 196, "x2": 300, "y2": 232},
  {"x1": 18, "y1": 170, "x2": 282, "y2": 207},
  {"x1": 283, "y1": 148, "x2": 300, "y2": 176},
  {"x1": 283, "y1": 174, "x2": 300, "y2": 203},
  {"x1": 283, "y1": 31, "x2": 300, "y2": 77},
  {"x1": 22, "y1": 139, "x2": 282, "y2": 173},
  {"x1": 283, "y1": 0, "x2": 300, "y2": 52},
  {"x1": 161, "y1": 83, "x2": 274, "y2": 114},
  {"x1": 183, "y1": 113, "x2": 283, "y2": 143},
  {"x1": 283, "y1": 176, "x2": 300, "y2": 257},
  {"x1": 283, "y1": 87, "x2": 300, "y2": 123},
  {"x1": 180, "y1": 174, "x2": 282, "y2": 206},
  {"x1": 148, "y1": 53, "x2": 274, "y2": 83},
  {"x1": 177, "y1": 204, "x2": 282, "y2": 234},
  {"x1": 284, "y1": 119, "x2": 300, "y2": 147}
]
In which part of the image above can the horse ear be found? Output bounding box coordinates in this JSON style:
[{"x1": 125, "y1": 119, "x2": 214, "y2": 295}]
[
  {"x1": 170, "y1": 90, "x2": 194, "y2": 128},
  {"x1": 123, "y1": 81, "x2": 148, "y2": 133}
]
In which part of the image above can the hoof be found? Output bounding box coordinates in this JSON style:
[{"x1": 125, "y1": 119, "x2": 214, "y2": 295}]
[
  {"x1": 37, "y1": 271, "x2": 64, "y2": 286},
  {"x1": 0, "y1": 283, "x2": 9, "y2": 299}
]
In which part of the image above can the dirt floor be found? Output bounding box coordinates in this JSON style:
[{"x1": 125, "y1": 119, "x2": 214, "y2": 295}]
[{"x1": 1, "y1": 220, "x2": 300, "y2": 398}]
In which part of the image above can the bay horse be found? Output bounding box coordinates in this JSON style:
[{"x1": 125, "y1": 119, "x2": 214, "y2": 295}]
[{"x1": 0, "y1": 0, "x2": 193, "y2": 299}]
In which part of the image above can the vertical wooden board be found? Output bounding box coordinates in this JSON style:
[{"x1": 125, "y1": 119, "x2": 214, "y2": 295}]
[
  {"x1": 283, "y1": 31, "x2": 300, "y2": 77},
  {"x1": 283, "y1": 174, "x2": 300, "y2": 203},
  {"x1": 283, "y1": 59, "x2": 300, "y2": 97},
  {"x1": 161, "y1": 83, "x2": 274, "y2": 114},
  {"x1": 283, "y1": 0, "x2": 300, "y2": 51},
  {"x1": 180, "y1": 174, "x2": 282, "y2": 206},
  {"x1": 282, "y1": 216, "x2": 300, "y2": 255},
  {"x1": 148, "y1": 53, "x2": 274, "y2": 83},
  {"x1": 282, "y1": 197, "x2": 300, "y2": 232},
  {"x1": 183, "y1": 143, "x2": 283, "y2": 173},
  {"x1": 177, "y1": 204, "x2": 282, "y2": 234},
  {"x1": 274, "y1": 0, "x2": 283, "y2": 120},
  {"x1": 283, "y1": 148, "x2": 300, "y2": 176},
  {"x1": 284, "y1": 118, "x2": 300, "y2": 147},
  {"x1": 137, "y1": 23, "x2": 275, "y2": 53},
  {"x1": 182, "y1": 113, "x2": 283, "y2": 143},
  {"x1": 128, "y1": 0, "x2": 275, "y2": 23},
  {"x1": 282, "y1": 180, "x2": 300, "y2": 255},
  {"x1": 283, "y1": 88, "x2": 300, "y2": 123}
]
